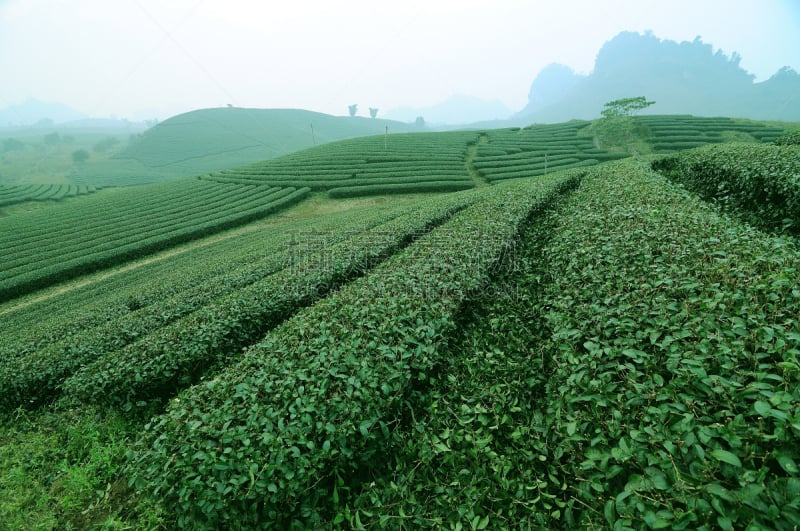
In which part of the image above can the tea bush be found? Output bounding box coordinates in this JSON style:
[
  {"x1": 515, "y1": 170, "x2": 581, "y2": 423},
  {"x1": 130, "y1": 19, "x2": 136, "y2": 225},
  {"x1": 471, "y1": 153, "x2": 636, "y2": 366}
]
[{"x1": 653, "y1": 143, "x2": 800, "y2": 235}]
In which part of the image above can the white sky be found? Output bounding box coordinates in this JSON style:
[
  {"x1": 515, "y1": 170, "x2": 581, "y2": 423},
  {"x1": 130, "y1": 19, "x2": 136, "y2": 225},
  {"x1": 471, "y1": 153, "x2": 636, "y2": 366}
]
[{"x1": 1, "y1": 0, "x2": 798, "y2": 120}]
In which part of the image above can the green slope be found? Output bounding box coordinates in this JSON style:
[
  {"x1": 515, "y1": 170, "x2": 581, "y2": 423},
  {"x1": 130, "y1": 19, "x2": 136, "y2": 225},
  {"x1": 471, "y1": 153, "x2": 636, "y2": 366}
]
[{"x1": 69, "y1": 108, "x2": 423, "y2": 187}]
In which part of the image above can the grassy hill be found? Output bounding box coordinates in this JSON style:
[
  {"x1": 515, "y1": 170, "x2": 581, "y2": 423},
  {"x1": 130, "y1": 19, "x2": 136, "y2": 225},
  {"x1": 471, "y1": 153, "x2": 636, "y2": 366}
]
[
  {"x1": 1, "y1": 117, "x2": 799, "y2": 528},
  {"x1": 68, "y1": 108, "x2": 424, "y2": 187}
]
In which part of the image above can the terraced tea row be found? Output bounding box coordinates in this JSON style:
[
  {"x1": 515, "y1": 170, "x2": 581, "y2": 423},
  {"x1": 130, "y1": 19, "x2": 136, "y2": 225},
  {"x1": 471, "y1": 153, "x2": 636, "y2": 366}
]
[
  {"x1": 0, "y1": 190, "x2": 481, "y2": 412},
  {"x1": 201, "y1": 131, "x2": 478, "y2": 197},
  {"x1": 637, "y1": 115, "x2": 784, "y2": 152},
  {"x1": 653, "y1": 142, "x2": 800, "y2": 235},
  {"x1": 126, "y1": 172, "x2": 579, "y2": 528},
  {"x1": 0, "y1": 183, "x2": 97, "y2": 207},
  {"x1": 0, "y1": 200, "x2": 423, "y2": 358},
  {"x1": 472, "y1": 122, "x2": 627, "y2": 181},
  {"x1": 0, "y1": 179, "x2": 309, "y2": 300},
  {"x1": 516, "y1": 160, "x2": 800, "y2": 528},
  {"x1": 344, "y1": 159, "x2": 800, "y2": 529}
]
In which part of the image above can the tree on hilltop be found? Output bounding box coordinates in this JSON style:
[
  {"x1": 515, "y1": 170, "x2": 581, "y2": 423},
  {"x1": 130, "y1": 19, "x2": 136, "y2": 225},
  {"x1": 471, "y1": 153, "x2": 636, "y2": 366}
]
[
  {"x1": 369, "y1": 107, "x2": 378, "y2": 118},
  {"x1": 71, "y1": 149, "x2": 90, "y2": 163},
  {"x1": 601, "y1": 96, "x2": 655, "y2": 119},
  {"x1": 594, "y1": 96, "x2": 655, "y2": 153},
  {"x1": 348, "y1": 104, "x2": 358, "y2": 117}
]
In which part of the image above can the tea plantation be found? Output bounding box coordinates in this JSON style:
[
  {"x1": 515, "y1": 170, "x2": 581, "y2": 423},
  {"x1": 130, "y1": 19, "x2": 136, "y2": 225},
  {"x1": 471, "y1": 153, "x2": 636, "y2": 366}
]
[
  {"x1": 0, "y1": 183, "x2": 97, "y2": 208},
  {"x1": 0, "y1": 116, "x2": 798, "y2": 529}
]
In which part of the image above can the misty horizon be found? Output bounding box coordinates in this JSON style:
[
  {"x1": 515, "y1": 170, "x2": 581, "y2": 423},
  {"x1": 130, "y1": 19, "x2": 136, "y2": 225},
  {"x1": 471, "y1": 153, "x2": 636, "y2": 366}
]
[{"x1": 1, "y1": 0, "x2": 798, "y2": 123}]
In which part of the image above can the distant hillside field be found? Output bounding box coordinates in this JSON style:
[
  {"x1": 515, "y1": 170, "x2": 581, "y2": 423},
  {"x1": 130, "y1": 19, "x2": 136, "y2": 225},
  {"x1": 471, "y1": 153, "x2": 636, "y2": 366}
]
[
  {"x1": 203, "y1": 130, "x2": 481, "y2": 197},
  {"x1": 202, "y1": 115, "x2": 784, "y2": 198},
  {"x1": 0, "y1": 179, "x2": 309, "y2": 300},
  {"x1": 0, "y1": 183, "x2": 97, "y2": 208},
  {"x1": 69, "y1": 108, "x2": 424, "y2": 187}
]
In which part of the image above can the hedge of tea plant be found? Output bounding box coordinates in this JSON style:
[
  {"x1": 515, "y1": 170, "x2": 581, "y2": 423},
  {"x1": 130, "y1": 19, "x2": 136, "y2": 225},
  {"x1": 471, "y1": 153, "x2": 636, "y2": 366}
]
[
  {"x1": 471, "y1": 122, "x2": 626, "y2": 182},
  {"x1": 774, "y1": 131, "x2": 800, "y2": 146},
  {"x1": 516, "y1": 160, "x2": 799, "y2": 528},
  {"x1": 125, "y1": 173, "x2": 579, "y2": 528},
  {"x1": 341, "y1": 158, "x2": 800, "y2": 529},
  {"x1": 653, "y1": 143, "x2": 800, "y2": 235},
  {"x1": 60, "y1": 191, "x2": 483, "y2": 409},
  {"x1": 0, "y1": 201, "x2": 418, "y2": 412},
  {"x1": 0, "y1": 199, "x2": 418, "y2": 363},
  {"x1": 0, "y1": 183, "x2": 96, "y2": 207},
  {"x1": 0, "y1": 181, "x2": 309, "y2": 300},
  {"x1": 637, "y1": 115, "x2": 784, "y2": 152},
  {"x1": 202, "y1": 131, "x2": 478, "y2": 198},
  {"x1": 0, "y1": 191, "x2": 479, "y2": 413}
]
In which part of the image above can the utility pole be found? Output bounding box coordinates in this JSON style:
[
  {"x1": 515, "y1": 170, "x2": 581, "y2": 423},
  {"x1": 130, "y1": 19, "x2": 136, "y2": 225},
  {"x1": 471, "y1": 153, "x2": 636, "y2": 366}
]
[
  {"x1": 310, "y1": 124, "x2": 316, "y2": 146},
  {"x1": 384, "y1": 126, "x2": 388, "y2": 151}
]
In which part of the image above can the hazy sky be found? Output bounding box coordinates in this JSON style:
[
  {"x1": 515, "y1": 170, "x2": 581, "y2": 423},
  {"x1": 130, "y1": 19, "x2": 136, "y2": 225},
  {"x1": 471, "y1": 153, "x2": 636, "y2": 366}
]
[{"x1": 1, "y1": 0, "x2": 798, "y2": 120}]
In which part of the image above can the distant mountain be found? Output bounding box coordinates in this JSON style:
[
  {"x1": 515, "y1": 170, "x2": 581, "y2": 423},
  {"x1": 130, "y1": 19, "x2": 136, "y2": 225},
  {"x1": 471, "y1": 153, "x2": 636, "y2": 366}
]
[
  {"x1": 385, "y1": 94, "x2": 513, "y2": 125},
  {"x1": 59, "y1": 118, "x2": 150, "y2": 131},
  {"x1": 516, "y1": 31, "x2": 800, "y2": 123},
  {"x1": 0, "y1": 98, "x2": 87, "y2": 126},
  {"x1": 523, "y1": 64, "x2": 584, "y2": 117}
]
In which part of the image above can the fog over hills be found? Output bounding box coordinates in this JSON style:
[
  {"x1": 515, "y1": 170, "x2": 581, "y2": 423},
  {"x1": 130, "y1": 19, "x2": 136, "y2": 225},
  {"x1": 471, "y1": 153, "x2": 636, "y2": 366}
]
[
  {"x1": 384, "y1": 94, "x2": 513, "y2": 125},
  {"x1": 3, "y1": 31, "x2": 797, "y2": 130},
  {"x1": 516, "y1": 31, "x2": 800, "y2": 123},
  {"x1": 0, "y1": 98, "x2": 88, "y2": 127}
]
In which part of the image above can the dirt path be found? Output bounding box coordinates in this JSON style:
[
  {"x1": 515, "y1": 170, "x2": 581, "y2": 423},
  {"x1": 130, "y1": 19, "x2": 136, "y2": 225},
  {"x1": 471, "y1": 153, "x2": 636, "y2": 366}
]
[
  {"x1": 0, "y1": 192, "x2": 439, "y2": 316},
  {"x1": 465, "y1": 134, "x2": 490, "y2": 187},
  {"x1": 0, "y1": 221, "x2": 276, "y2": 317}
]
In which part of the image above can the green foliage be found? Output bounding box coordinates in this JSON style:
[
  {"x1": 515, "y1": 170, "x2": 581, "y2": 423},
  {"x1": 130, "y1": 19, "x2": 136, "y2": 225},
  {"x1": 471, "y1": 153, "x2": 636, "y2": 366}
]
[
  {"x1": 522, "y1": 159, "x2": 800, "y2": 528},
  {"x1": 343, "y1": 181, "x2": 577, "y2": 527},
  {"x1": 638, "y1": 115, "x2": 785, "y2": 152},
  {"x1": 204, "y1": 131, "x2": 477, "y2": 198},
  {"x1": 0, "y1": 201, "x2": 414, "y2": 359},
  {"x1": 600, "y1": 96, "x2": 655, "y2": 119},
  {"x1": 71, "y1": 149, "x2": 90, "y2": 164},
  {"x1": 472, "y1": 122, "x2": 626, "y2": 180},
  {"x1": 327, "y1": 180, "x2": 472, "y2": 197},
  {"x1": 60, "y1": 192, "x2": 479, "y2": 410},
  {"x1": 0, "y1": 182, "x2": 309, "y2": 301},
  {"x1": 44, "y1": 132, "x2": 61, "y2": 146},
  {"x1": 125, "y1": 174, "x2": 578, "y2": 528},
  {"x1": 2, "y1": 116, "x2": 799, "y2": 527},
  {"x1": 0, "y1": 404, "x2": 161, "y2": 530},
  {"x1": 0, "y1": 183, "x2": 96, "y2": 208},
  {"x1": 774, "y1": 131, "x2": 800, "y2": 146},
  {"x1": 653, "y1": 143, "x2": 800, "y2": 235},
  {"x1": 69, "y1": 108, "x2": 421, "y2": 187},
  {"x1": 0, "y1": 199, "x2": 441, "y2": 410}
]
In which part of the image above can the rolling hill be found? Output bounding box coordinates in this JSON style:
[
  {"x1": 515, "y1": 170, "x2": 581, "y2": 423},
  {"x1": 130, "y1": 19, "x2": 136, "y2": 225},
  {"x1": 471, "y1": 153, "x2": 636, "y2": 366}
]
[{"x1": 68, "y1": 108, "x2": 425, "y2": 187}]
